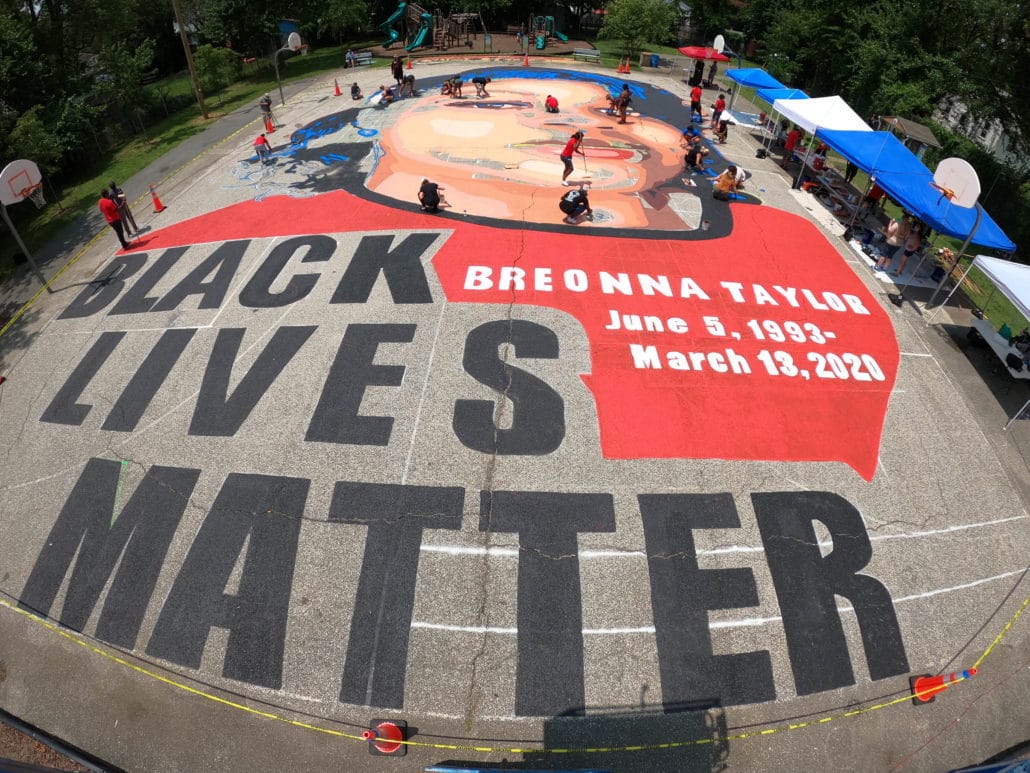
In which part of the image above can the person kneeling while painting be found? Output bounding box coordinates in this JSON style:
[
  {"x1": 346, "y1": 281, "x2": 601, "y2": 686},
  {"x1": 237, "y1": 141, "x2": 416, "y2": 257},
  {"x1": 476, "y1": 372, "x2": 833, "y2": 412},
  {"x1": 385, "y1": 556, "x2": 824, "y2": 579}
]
[
  {"x1": 418, "y1": 179, "x2": 447, "y2": 213},
  {"x1": 545, "y1": 94, "x2": 559, "y2": 113},
  {"x1": 714, "y1": 118, "x2": 730, "y2": 144},
  {"x1": 712, "y1": 165, "x2": 739, "y2": 200},
  {"x1": 379, "y1": 85, "x2": 395, "y2": 106},
  {"x1": 559, "y1": 185, "x2": 593, "y2": 224},
  {"x1": 351, "y1": 82, "x2": 363, "y2": 100}
]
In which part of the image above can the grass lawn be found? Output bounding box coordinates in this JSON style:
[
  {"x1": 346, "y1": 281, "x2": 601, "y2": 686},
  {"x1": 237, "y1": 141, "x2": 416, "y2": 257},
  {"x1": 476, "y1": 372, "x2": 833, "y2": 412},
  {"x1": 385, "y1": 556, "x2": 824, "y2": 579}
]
[{"x1": 0, "y1": 42, "x2": 385, "y2": 285}]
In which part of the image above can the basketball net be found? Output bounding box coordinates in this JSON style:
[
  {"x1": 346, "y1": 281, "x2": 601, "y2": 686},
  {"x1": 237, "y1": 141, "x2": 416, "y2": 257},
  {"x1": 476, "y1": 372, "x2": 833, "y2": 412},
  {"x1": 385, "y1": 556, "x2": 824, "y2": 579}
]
[{"x1": 23, "y1": 183, "x2": 46, "y2": 210}]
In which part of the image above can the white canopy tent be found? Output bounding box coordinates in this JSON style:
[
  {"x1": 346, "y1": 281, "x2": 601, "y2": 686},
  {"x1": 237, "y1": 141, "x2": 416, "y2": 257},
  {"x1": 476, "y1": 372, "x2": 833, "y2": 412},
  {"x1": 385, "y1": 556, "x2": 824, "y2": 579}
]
[
  {"x1": 935, "y1": 255, "x2": 1030, "y2": 427},
  {"x1": 770, "y1": 95, "x2": 873, "y2": 134}
]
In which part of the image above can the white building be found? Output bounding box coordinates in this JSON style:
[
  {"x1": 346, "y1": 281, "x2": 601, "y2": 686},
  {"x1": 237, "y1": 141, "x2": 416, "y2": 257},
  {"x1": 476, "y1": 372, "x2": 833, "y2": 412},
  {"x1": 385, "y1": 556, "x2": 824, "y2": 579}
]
[{"x1": 934, "y1": 99, "x2": 1027, "y2": 171}]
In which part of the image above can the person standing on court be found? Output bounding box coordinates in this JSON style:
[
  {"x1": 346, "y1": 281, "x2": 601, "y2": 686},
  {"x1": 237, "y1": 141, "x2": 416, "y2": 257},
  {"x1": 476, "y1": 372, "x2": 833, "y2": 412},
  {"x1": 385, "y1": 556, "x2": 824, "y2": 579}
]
[
  {"x1": 560, "y1": 130, "x2": 585, "y2": 185},
  {"x1": 254, "y1": 133, "x2": 271, "y2": 163},
  {"x1": 690, "y1": 84, "x2": 703, "y2": 123},
  {"x1": 710, "y1": 93, "x2": 726, "y2": 128},
  {"x1": 259, "y1": 93, "x2": 276, "y2": 128},
  {"x1": 108, "y1": 180, "x2": 138, "y2": 236},
  {"x1": 391, "y1": 56, "x2": 404, "y2": 85},
  {"x1": 99, "y1": 189, "x2": 130, "y2": 249}
]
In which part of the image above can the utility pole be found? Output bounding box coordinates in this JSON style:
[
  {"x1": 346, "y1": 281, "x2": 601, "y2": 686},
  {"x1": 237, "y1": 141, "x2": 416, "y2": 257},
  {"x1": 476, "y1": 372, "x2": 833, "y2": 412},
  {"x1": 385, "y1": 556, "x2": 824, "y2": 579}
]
[{"x1": 171, "y1": 0, "x2": 209, "y2": 119}]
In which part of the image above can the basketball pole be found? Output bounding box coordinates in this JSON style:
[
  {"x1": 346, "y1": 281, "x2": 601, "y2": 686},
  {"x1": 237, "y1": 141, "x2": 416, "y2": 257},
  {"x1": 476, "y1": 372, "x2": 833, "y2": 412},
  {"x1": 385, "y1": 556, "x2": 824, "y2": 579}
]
[{"x1": 0, "y1": 203, "x2": 53, "y2": 293}]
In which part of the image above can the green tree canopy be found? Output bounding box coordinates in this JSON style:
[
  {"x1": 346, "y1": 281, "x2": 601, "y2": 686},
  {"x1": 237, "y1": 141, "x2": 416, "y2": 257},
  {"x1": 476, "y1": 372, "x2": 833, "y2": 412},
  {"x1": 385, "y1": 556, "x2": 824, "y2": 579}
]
[{"x1": 599, "y1": 0, "x2": 680, "y2": 58}]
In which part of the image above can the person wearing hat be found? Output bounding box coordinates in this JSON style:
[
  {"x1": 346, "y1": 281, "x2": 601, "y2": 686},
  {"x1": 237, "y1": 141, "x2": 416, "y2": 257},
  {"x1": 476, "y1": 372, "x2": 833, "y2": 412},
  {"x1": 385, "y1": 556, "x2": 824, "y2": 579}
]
[
  {"x1": 560, "y1": 130, "x2": 585, "y2": 185},
  {"x1": 259, "y1": 93, "x2": 276, "y2": 128}
]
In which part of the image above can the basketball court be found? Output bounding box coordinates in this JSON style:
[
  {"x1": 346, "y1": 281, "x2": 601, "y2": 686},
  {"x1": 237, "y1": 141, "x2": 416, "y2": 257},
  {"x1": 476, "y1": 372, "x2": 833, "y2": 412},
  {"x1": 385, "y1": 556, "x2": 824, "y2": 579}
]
[{"x1": 0, "y1": 63, "x2": 1026, "y2": 772}]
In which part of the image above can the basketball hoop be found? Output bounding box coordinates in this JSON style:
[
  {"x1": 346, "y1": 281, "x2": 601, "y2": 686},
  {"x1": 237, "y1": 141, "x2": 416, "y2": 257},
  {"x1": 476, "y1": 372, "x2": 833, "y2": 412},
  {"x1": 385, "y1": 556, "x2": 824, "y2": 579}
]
[{"x1": 22, "y1": 183, "x2": 46, "y2": 209}]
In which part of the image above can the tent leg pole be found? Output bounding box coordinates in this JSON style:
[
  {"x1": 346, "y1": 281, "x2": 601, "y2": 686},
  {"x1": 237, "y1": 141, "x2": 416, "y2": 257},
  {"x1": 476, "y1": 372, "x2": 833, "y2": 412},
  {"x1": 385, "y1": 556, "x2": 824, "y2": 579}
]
[
  {"x1": 924, "y1": 261, "x2": 976, "y2": 325},
  {"x1": 1004, "y1": 397, "x2": 1030, "y2": 430},
  {"x1": 927, "y1": 203, "x2": 982, "y2": 308}
]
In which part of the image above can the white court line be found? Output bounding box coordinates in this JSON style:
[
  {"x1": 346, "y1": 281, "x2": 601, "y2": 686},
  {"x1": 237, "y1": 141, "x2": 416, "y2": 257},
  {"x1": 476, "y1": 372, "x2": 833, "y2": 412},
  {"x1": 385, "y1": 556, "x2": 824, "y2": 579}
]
[
  {"x1": 401, "y1": 300, "x2": 447, "y2": 485},
  {"x1": 419, "y1": 514, "x2": 1028, "y2": 560},
  {"x1": 900, "y1": 352, "x2": 935, "y2": 357},
  {"x1": 412, "y1": 568, "x2": 1025, "y2": 636}
]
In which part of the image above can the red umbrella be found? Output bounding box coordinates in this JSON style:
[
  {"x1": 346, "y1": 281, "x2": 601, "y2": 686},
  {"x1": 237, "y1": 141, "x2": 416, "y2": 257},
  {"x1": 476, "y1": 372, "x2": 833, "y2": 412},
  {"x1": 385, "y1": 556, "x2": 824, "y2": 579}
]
[{"x1": 677, "y1": 46, "x2": 730, "y2": 61}]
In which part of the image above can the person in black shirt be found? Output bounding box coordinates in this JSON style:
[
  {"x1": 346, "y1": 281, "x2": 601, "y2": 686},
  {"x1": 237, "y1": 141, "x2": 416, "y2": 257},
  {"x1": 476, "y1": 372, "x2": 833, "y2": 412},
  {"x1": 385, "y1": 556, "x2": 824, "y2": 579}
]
[
  {"x1": 418, "y1": 179, "x2": 446, "y2": 212},
  {"x1": 559, "y1": 186, "x2": 593, "y2": 224}
]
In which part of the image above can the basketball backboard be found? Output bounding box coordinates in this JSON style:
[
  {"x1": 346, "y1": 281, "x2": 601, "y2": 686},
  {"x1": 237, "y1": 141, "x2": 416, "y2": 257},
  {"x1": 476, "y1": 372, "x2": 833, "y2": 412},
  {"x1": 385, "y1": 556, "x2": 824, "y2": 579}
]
[
  {"x1": 713, "y1": 34, "x2": 726, "y2": 53},
  {"x1": 0, "y1": 159, "x2": 42, "y2": 207},
  {"x1": 287, "y1": 32, "x2": 302, "y2": 51},
  {"x1": 932, "y1": 157, "x2": 981, "y2": 208}
]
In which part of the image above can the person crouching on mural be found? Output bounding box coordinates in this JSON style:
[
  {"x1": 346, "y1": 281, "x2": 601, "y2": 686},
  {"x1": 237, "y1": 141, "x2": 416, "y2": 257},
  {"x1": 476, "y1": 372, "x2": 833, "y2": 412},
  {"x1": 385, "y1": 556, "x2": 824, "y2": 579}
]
[
  {"x1": 253, "y1": 133, "x2": 271, "y2": 164},
  {"x1": 379, "y1": 85, "x2": 396, "y2": 106},
  {"x1": 714, "y1": 118, "x2": 730, "y2": 144},
  {"x1": 418, "y1": 179, "x2": 447, "y2": 213},
  {"x1": 398, "y1": 73, "x2": 416, "y2": 98},
  {"x1": 560, "y1": 130, "x2": 585, "y2": 186},
  {"x1": 712, "y1": 165, "x2": 739, "y2": 200},
  {"x1": 559, "y1": 185, "x2": 593, "y2": 224},
  {"x1": 472, "y1": 75, "x2": 492, "y2": 98},
  {"x1": 351, "y1": 82, "x2": 363, "y2": 100},
  {"x1": 545, "y1": 94, "x2": 559, "y2": 113}
]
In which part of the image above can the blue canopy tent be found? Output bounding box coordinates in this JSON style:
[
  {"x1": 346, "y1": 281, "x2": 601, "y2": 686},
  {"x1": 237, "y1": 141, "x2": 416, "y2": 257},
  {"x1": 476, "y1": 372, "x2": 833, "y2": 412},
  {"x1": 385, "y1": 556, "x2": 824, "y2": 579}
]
[
  {"x1": 724, "y1": 69, "x2": 786, "y2": 113},
  {"x1": 817, "y1": 129, "x2": 1016, "y2": 252},
  {"x1": 755, "y1": 87, "x2": 809, "y2": 106},
  {"x1": 725, "y1": 68, "x2": 785, "y2": 90}
]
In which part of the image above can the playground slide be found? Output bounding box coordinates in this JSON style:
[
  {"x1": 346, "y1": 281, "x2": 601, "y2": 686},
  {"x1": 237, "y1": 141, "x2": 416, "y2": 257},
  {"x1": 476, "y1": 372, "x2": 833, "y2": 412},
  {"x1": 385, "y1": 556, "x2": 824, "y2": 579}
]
[
  {"x1": 535, "y1": 34, "x2": 545, "y2": 50},
  {"x1": 379, "y1": 2, "x2": 406, "y2": 46},
  {"x1": 405, "y1": 14, "x2": 432, "y2": 51},
  {"x1": 554, "y1": 30, "x2": 568, "y2": 42}
]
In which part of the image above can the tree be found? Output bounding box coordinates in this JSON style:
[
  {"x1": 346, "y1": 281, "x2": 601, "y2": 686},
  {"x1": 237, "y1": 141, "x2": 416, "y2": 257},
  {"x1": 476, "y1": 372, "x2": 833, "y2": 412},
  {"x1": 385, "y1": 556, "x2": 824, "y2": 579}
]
[
  {"x1": 599, "y1": 0, "x2": 679, "y2": 58},
  {"x1": 312, "y1": 0, "x2": 368, "y2": 41},
  {"x1": 95, "y1": 40, "x2": 156, "y2": 132}
]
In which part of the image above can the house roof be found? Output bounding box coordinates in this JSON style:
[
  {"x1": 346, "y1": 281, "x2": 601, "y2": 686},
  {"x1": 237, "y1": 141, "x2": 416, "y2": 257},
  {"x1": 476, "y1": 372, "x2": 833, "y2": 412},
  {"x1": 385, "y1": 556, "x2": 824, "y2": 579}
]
[{"x1": 880, "y1": 115, "x2": 942, "y2": 148}]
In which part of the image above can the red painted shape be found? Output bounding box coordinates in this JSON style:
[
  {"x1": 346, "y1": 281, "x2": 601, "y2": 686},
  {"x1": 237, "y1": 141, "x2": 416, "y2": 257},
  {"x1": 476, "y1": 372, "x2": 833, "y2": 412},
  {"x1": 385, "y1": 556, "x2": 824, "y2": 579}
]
[{"x1": 140, "y1": 191, "x2": 899, "y2": 480}]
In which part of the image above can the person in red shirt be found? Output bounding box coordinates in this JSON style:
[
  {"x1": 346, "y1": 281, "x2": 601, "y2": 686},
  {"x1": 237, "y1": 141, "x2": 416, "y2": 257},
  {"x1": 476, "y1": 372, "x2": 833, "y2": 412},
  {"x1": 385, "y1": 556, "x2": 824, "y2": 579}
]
[
  {"x1": 98, "y1": 189, "x2": 130, "y2": 249},
  {"x1": 559, "y1": 130, "x2": 584, "y2": 185},
  {"x1": 710, "y1": 93, "x2": 726, "y2": 127},
  {"x1": 689, "y1": 85, "x2": 703, "y2": 123},
  {"x1": 254, "y1": 133, "x2": 271, "y2": 163},
  {"x1": 782, "y1": 126, "x2": 802, "y2": 167},
  {"x1": 545, "y1": 94, "x2": 559, "y2": 113}
]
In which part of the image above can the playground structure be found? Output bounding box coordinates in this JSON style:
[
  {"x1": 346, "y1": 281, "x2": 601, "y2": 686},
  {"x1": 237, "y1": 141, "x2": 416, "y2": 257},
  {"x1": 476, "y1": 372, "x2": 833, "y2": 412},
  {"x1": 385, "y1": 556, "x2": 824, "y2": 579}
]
[
  {"x1": 379, "y1": 3, "x2": 488, "y2": 53},
  {"x1": 432, "y1": 11, "x2": 486, "y2": 51},
  {"x1": 529, "y1": 14, "x2": 569, "y2": 50}
]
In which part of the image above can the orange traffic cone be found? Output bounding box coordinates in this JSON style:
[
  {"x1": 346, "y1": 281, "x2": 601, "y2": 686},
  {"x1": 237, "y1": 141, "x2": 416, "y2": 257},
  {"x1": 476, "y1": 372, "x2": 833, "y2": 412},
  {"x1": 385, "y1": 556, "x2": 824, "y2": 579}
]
[
  {"x1": 910, "y1": 668, "x2": 976, "y2": 705},
  {"x1": 148, "y1": 183, "x2": 165, "y2": 213},
  {"x1": 334, "y1": 78, "x2": 342, "y2": 96},
  {"x1": 363, "y1": 719, "x2": 406, "y2": 756},
  {"x1": 264, "y1": 115, "x2": 275, "y2": 133},
  {"x1": 523, "y1": 51, "x2": 530, "y2": 67},
  {"x1": 406, "y1": 55, "x2": 413, "y2": 70}
]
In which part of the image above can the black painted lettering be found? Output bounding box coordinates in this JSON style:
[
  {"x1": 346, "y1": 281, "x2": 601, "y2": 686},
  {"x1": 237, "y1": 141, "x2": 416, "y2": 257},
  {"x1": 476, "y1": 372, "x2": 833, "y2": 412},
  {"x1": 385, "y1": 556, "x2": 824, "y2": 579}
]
[
  {"x1": 146, "y1": 473, "x2": 307, "y2": 689},
  {"x1": 753, "y1": 491, "x2": 909, "y2": 695},
  {"x1": 40, "y1": 332, "x2": 125, "y2": 425},
  {"x1": 330, "y1": 233, "x2": 435, "y2": 304},
  {"x1": 305, "y1": 324, "x2": 415, "y2": 445},
  {"x1": 19, "y1": 458, "x2": 199, "y2": 648},
  {"x1": 102, "y1": 329, "x2": 197, "y2": 431},
  {"x1": 151, "y1": 240, "x2": 249, "y2": 312},
  {"x1": 639, "y1": 494, "x2": 775, "y2": 707},
  {"x1": 454, "y1": 320, "x2": 565, "y2": 455},
  {"x1": 483, "y1": 490, "x2": 616, "y2": 716},
  {"x1": 109, "y1": 247, "x2": 188, "y2": 315},
  {"x1": 58, "y1": 254, "x2": 148, "y2": 320},
  {"x1": 239, "y1": 235, "x2": 334, "y2": 308},
  {"x1": 189, "y1": 325, "x2": 316, "y2": 436},
  {"x1": 331, "y1": 482, "x2": 464, "y2": 708}
]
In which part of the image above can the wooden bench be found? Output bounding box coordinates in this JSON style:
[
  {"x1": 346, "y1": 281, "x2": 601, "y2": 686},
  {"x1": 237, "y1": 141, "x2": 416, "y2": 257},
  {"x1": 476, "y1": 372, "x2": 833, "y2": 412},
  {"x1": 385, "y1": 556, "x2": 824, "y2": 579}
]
[
  {"x1": 351, "y1": 51, "x2": 373, "y2": 67},
  {"x1": 572, "y1": 48, "x2": 601, "y2": 63}
]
